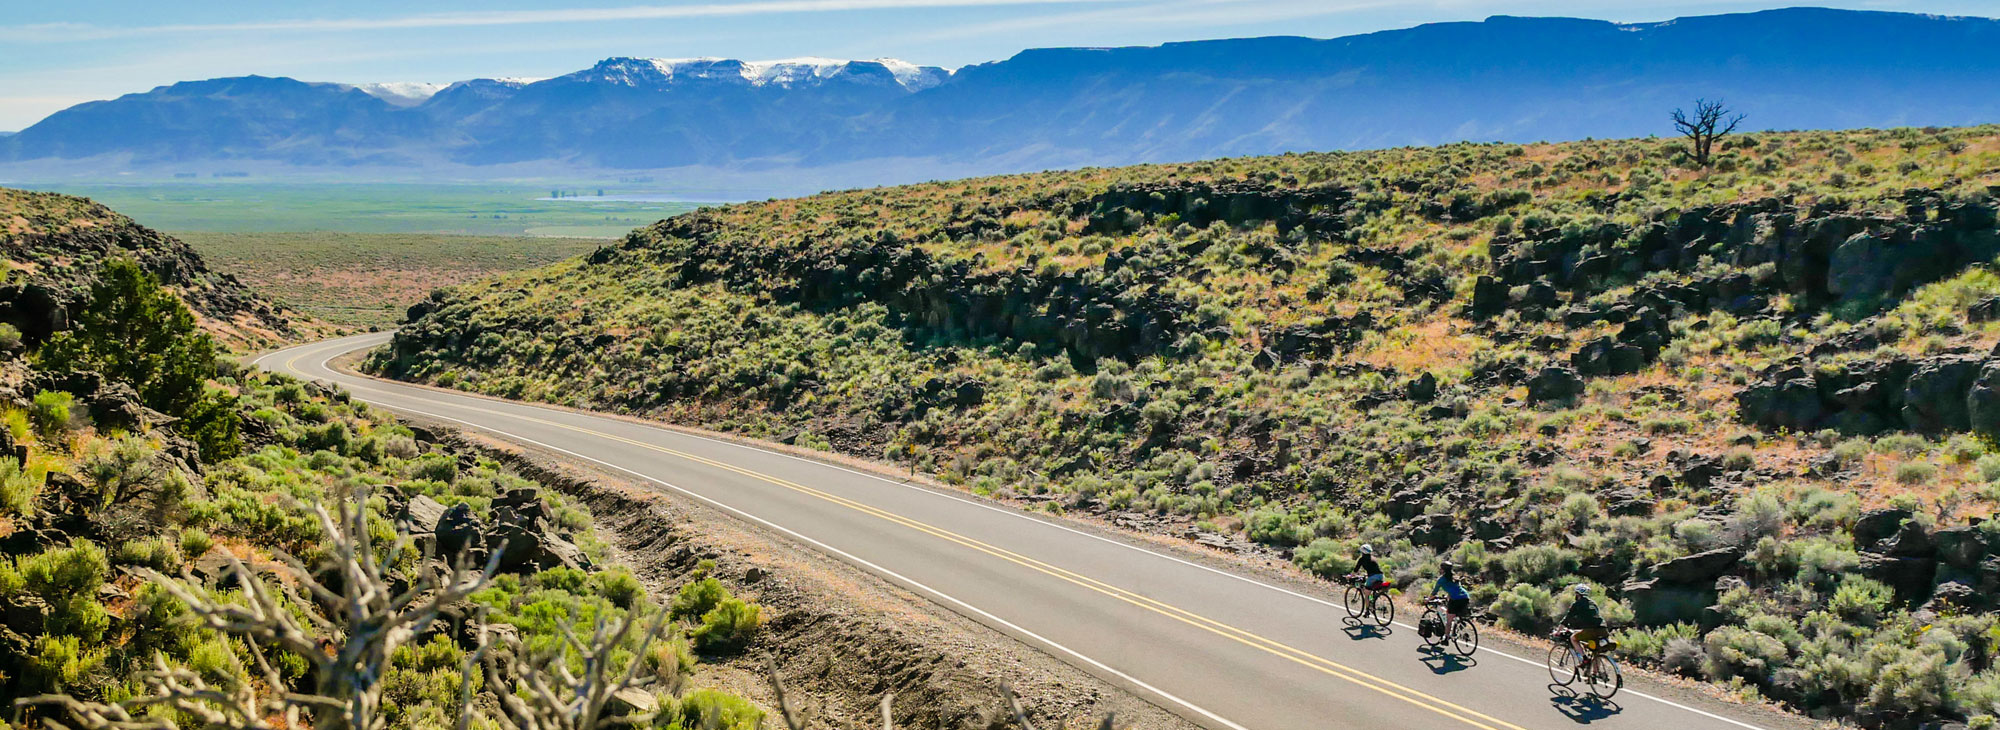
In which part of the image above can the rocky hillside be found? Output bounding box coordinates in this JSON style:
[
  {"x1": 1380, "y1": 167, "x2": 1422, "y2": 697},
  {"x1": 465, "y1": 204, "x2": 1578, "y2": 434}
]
[
  {"x1": 1, "y1": 187, "x2": 293, "y2": 348},
  {"x1": 377, "y1": 124, "x2": 2000, "y2": 726},
  {"x1": 0, "y1": 207, "x2": 774, "y2": 727}
]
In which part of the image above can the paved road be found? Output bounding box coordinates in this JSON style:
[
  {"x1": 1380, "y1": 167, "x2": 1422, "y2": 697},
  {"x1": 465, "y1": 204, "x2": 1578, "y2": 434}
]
[{"x1": 257, "y1": 333, "x2": 1800, "y2": 730}]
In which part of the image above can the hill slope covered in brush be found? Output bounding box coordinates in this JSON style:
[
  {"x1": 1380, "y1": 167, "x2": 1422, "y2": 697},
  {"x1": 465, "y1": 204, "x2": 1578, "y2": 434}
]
[
  {"x1": 1, "y1": 188, "x2": 294, "y2": 348},
  {"x1": 376, "y1": 126, "x2": 2000, "y2": 724}
]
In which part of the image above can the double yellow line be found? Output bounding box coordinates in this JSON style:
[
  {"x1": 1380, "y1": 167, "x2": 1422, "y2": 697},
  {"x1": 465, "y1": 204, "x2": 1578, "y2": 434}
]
[{"x1": 293, "y1": 348, "x2": 1529, "y2": 730}]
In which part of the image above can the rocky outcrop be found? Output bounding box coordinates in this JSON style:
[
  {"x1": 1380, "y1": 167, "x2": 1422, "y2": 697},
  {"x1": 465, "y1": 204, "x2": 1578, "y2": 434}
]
[
  {"x1": 1737, "y1": 347, "x2": 2000, "y2": 436},
  {"x1": 0, "y1": 188, "x2": 293, "y2": 345}
]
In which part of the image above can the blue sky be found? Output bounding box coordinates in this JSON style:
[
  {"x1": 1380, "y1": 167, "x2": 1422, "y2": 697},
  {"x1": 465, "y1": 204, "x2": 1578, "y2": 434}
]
[{"x1": 2, "y1": 0, "x2": 1995, "y2": 130}]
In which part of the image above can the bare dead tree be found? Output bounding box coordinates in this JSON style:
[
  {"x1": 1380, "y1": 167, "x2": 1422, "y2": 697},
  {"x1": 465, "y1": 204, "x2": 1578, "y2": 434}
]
[
  {"x1": 1671, "y1": 99, "x2": 1745, "y2": 167},
  {"x1": 18, "y1": 487, "x2": 503, "y2": 730},
  {"x1": 476, "y1": 610, "x2": 672, "y2": 730}
]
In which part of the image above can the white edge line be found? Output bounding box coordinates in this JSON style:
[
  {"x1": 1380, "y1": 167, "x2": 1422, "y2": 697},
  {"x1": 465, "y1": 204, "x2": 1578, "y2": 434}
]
[
  {"x1": 269, "y1": 336, "x2": 1771, "y2": 730},
  {"x1": 276, "y1": 346, "x2": 1251, "y2": 730}
]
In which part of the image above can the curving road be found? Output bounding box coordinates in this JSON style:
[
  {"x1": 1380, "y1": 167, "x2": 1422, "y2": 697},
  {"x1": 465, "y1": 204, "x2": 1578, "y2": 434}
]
[{"x1": 257, "y1": 333, "x2": 1803, "y2": 730}]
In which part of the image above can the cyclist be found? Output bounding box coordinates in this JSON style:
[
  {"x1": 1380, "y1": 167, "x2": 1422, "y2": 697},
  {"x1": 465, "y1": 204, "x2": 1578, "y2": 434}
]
[
  {"x1": 1430, "y1": 561, "x2": 1472, "y2": 634},
  {"x1": 1561, "y1": 584, "x2": 1608, "y2": 657},
  {"x1": 1356, "y1": 544, "x2": 1385, "y2": 591}
]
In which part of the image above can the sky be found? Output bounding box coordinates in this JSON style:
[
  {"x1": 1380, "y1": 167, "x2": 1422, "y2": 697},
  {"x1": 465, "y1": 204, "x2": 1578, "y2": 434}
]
[{"x1": 2, "y1": 0, "x2": 1996, "y2": 131}]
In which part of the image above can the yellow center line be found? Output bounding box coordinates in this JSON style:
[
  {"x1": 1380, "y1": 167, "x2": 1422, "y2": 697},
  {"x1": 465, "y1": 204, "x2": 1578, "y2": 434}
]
[{"x1": 286, "y1": 347, "x2": 1530, "y2": 730}]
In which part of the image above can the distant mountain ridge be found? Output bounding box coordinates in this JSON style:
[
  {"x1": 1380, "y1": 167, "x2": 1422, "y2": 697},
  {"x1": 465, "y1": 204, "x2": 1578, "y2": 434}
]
[{"x1": 4, "y1": 7, "x2": 1999, "y2": 186}]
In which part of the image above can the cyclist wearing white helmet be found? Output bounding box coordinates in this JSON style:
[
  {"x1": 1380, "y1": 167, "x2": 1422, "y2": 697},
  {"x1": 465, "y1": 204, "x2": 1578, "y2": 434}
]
[
  {"x1": 1561, "y1": 583, "x2": 1608, "y2": 656},
  {"x1": 1356, "y1": 544, "x2": 1385, "y2": 590}
]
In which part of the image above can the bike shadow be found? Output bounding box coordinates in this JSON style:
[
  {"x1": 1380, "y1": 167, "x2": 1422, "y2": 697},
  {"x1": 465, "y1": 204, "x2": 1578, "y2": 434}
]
[
  {"x1": 1340, "y1": 618, "x2": 1393, "y2": 640},
  {"x1": 1415, "y1": 645, "x2": 1478, "y2": 674},
  {"x1": 1547, "y1": 685, "x2": 1623, "y2": 723}
]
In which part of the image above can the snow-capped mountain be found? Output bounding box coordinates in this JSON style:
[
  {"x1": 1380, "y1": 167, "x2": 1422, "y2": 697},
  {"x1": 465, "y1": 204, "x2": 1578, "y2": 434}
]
[
  {"x1": 4, "y1": 8, "x2": 2000, "y2": 184},
  {"x1": 350, "y1": 82, "x2": 448, "y2": 107}
]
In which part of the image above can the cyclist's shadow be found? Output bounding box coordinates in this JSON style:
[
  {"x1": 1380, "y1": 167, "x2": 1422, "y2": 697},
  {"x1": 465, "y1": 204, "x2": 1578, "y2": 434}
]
[
  {"x1": 1340, "y1": 617, "x2": 1392, "y2": 640},
  {"x1": 1548, "y1": 685, "x2": 1622, "y2": 724},
  {"x1": 1415, "y1": 645, "x2": 1477, "y2": 674}
]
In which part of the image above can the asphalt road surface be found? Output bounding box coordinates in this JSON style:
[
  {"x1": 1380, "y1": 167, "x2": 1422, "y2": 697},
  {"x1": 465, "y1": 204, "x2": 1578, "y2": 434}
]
[{"x1": 256, "y1": 333, "x2": 1805, "y2": 730}]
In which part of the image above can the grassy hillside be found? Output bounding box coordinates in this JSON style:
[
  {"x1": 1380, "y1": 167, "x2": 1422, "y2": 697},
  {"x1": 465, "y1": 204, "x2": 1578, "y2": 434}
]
[
  {"x1": 375, "y1": 126, "x2": 2000, "y2": 724},
  {"x1": 0, "y1": 192, "x2": 770, "y2": 728},
  {"x1": 176, "y1": 231, "x2": 601, "y2": 327}
]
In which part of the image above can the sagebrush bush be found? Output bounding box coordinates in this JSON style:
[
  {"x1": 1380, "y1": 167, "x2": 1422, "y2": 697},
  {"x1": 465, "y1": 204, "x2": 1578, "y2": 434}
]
[{"x1": 30, "y1": 390, "x2": 74, "y2": 440}]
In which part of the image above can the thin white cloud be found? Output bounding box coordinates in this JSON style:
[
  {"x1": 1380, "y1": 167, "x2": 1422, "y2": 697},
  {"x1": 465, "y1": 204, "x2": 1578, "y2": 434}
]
[
  {"x1": 910, "y1": 0, "x2": 1397, "y2": 42},
  {"x1": 0, "y1": 0, "x2": 1137, "y2": 42}
]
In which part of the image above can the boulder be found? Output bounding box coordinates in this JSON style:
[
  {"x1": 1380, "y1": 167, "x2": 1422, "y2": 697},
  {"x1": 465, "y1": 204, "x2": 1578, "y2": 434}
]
[
  {"x1": 436, "y1": 503, "x2": 485, "y2": 559},
  {"x1": 1734, "y1": 376, "x2": 1824, "y2": 432},
  {"x1": 1969, "y1": 362, "x2": 2000, "y2": 439},
  {"x1": 1405, "y1": 372, "x2": 1438, "y2": 403},
  {"x1": 1570, "y1": 336, "x2": 1647, "y2": 376},
  {"x1": 1877, "y1": 519, "x2": 1937, "y2": 559},
  {"x1": 400, "y1": 495, "x2": 449, "y2": 535},
  {"x1": 1647, "y1": 547, "x2": 1744, "y2": 584},
  {"x1": 1622, "y1": 578, "x2": 1713, "y2": 626},
  {"x1": 1934, "y1": 527, "x2": 1991, "y2": 571},
  {"x1": 1525, "y1": 367, "x2": 1585, "y2": 405},
  {"x1": 1900, "y1": 356, "x2": 1983, "y2": 432},
  {"x1": 1858, "y1": 552, "x2": 1937, "y2": 602},
  {"x1": 1923, "y1": 580, "x2": 1983, "y2": 613},
  {"x1": 1469, "y1": 276, "x2": 1508, "y2": 317},
  {"x1": 1602, "y1": 488, "x2": 1656, "y2": 517},
  {"x1": 1853, "y1": 508, "x2": 1913, "y2": 550}
]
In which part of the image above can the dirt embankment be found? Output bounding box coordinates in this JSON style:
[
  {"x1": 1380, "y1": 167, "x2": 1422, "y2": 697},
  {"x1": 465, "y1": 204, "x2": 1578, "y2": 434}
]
[{"x1": 431, "y1": 427, "x2": 1198, "y2": 730}]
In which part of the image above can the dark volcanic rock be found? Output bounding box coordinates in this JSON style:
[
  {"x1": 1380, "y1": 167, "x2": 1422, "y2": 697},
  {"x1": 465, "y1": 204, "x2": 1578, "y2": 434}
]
[{"x1": 1526, "y1": 366, "x2": 1585, "y2": 404}]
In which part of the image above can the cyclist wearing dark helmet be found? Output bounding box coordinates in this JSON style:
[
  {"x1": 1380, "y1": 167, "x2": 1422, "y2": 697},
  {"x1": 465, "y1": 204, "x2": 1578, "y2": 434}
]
[{"x1": 1431, "y1": 561, "x2": 1472, "y2": 630}]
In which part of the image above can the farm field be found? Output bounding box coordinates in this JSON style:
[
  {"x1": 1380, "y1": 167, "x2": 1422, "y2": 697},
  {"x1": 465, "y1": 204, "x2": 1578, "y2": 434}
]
[
  {"x1": 13, "y1": 182, "x2": 707, "y2": 237},
  {"x1": 176, "y1": 231, "x2": 603, "y2": 327}
]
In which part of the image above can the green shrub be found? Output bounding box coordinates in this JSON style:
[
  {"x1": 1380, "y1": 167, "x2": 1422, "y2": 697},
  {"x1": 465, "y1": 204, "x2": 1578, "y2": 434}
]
[
  {"x1": 1830, "y1": 576, "x2": 1896, "y2": 625},
  {"x1": 1702, "y1": 626, "x2": 1788, "y2": 682},
  {"x1": 114, "y1": 535, "x2": 183, "y2": 572},
  {"x1": 1291, "y1": 538, "x2": 1354, "y2": 578},
  {"x1": 692, "y1": 598, "x2": 762, "y2": 653},
  {"x1": 19, "y1": 539, "x2": 108, "y2": 598},
  {"x1": 594, "y1": 569, "x2": 645, "y2": 610},
  {"x1": 1721, "y1": 448, "x2": 1755, "y2": 471},
  {"x1": 670, "y1": 577, "x2": 728, "y2": 621},
  {"x1": 1895, "y1": 461, "x2": 1939, "y2": 485},
  {"x1": 1864, "y1": 645, "x2": 1952, "y2": 718},
  {"x1": 179, "y1": 528, "x2": 214, "y2": 558},
  {"x1": 1488, "y1": 583, "x2": 1557, "y2": 633},
  {"x1": 669, "y1": 689, "x2": 763, "y2": 730},
  {"x1": 27, "y1": 635, "x2": 107, "y2": 692},
  {"x1": 1615, "y1": 622, "x2": 1699, "y2": 664},
  {"x1": 35, "y1": 259, "x2": 240, "y2": 458},
  {"x1": 0, "y1": 457, "x2": 41, "y2": 516},
  {"x1": 1497, "y1": 544, "x2": 1581, "y2": 585},
  {"x1": 30, "y1": 391, "x2": 74, "y2": 440},
  {"x1": 409, "y1": 453, "x2": 458, "y2": 484}
]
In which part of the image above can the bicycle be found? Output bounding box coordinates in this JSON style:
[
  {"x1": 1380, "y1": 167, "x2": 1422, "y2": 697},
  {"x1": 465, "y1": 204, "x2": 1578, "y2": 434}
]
[
  {"x1": 1342, "y1": 573, "x2": 1394, "y2": 628},
  {"x1": 1549, "y1": 628, "x2": 1622, "y2": 699},
  {"x1": 1421, "y1": 597, "x2": 1479, "y2": 656}
]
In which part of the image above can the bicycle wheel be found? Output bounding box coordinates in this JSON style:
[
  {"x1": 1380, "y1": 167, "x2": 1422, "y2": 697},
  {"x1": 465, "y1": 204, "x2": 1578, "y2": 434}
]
[
  {"x1": 1586, "y1": 655, "x2": 1623, "y2": 699},
  {"x1": 1547, "y1": 644, "x2": 1579, "y2": 686},
  {"x1": 1420, "y1": 608, "x2": 1444, "y2": 646},
  {"x1": 1343, "y1": 585, "x2": 1365, "y2": 619},
  {"x1": 1370, "y1": 591, "x2": 1395, "y2": 628},
  {"x1": 1450, "y1": 617, "x2": 1480, "y2": 656}
]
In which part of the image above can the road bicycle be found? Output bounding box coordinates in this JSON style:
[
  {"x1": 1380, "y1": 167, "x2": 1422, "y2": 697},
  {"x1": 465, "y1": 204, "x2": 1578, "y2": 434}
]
[
  {"x1": 1549, "y1": 627, "x2": 1623, "y2": 699},
  {"x1": 1420, "y1": 596, "x2": 1479, "y2": 656},
  {"x1": 1341, "y1": 573, "x2": 1394, "y2": 628}
]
